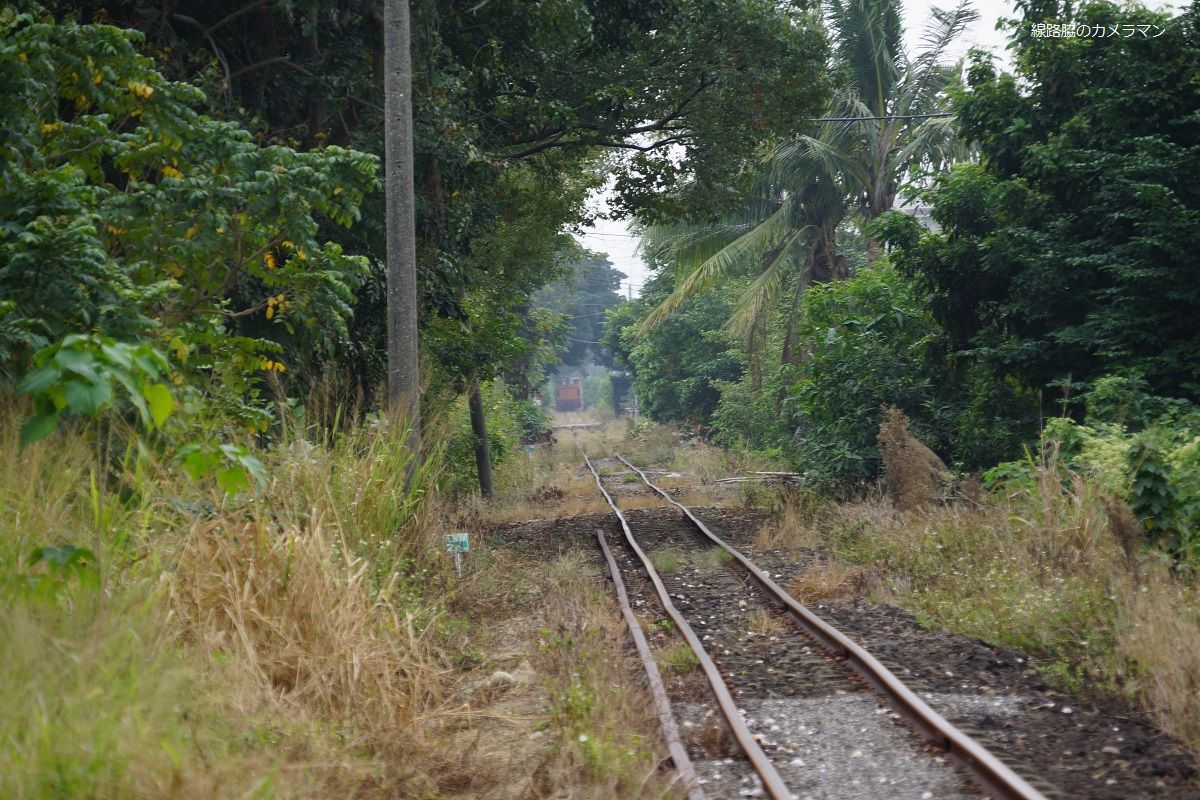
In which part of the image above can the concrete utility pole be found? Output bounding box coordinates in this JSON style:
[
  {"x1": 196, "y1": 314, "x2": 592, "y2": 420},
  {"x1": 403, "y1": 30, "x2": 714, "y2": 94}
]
[{"x1": 383, "y1": 0, "x2": 420, "y2": 444}]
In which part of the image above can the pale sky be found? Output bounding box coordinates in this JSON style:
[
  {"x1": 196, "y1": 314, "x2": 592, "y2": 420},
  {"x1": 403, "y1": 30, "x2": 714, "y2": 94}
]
[{"x1": 574, "y1": 0, "x2": 1186, "y2": 296}]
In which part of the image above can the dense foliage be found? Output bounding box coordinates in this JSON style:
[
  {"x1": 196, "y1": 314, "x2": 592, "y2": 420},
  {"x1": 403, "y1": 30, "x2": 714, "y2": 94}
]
[
  {"x1": 612, "y1": 0, "x2": 1198, "y2": 562},
  {"x1": 881, "y1": 0, "x2": 1200, "y2": 400},
  {"x1": 605, "y1": 274, "x2": 743, "y2": 425},
  {"x1": 1, "y1": 8, "x2": 376, "y2": 451},
  {"x1": 47, "y1": 0, "x2": 829, "y2": 399},
  {"x1": 784, "y1": 263, "x2": 948, "y2": 483}
]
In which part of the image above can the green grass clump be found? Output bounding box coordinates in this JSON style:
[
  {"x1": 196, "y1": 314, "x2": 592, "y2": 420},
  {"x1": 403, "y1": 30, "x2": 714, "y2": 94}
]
[
  {"x1": 695, "y1": 547, "x2": 733, "y2": 572},
  {"x1": 657, "y1": 642, "x2": 699, "y2": 675},
  {"x1": 648, "y1": 549, "x2": 684, "y2": 573}
]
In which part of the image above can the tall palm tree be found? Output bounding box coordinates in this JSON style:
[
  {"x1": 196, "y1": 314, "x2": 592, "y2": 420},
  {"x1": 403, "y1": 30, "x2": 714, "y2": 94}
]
[
  {"x1": 783, "y1": 0, "x2": 977, "y2": 243},
  {"x1": 639, "y1": 0, "x2": 976, "y2": 348}
]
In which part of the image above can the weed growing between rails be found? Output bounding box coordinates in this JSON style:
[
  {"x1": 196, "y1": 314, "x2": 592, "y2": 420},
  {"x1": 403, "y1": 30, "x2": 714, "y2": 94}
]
[
  {"x1": 762, "y1": 446, "x2": 1200, "y2": 756},
  {"x1": 0, "y1": 402, "x2": 473, "y2": 799}
]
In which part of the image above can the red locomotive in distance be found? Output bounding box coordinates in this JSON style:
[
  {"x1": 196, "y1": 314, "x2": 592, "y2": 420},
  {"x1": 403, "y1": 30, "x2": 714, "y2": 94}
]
[{"x1": 554, "y1": 377, "x2": 582, "y2": 412}]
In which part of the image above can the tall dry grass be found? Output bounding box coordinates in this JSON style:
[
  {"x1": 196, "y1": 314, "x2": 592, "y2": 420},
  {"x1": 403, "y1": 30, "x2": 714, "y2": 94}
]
[
  {"x1": 769, "y1": 443, "x2": 1200, "y2": 755},
  {"x1": 0, "y1": 402, "x2": 453, "y2": 799},
  {"x1": 168, "y1": 514, "x2": 443, "y2": 794}
]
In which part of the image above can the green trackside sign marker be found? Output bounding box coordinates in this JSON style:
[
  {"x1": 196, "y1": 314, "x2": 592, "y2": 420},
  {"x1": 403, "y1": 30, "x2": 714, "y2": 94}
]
[{"x1": 444, "y1": 532, "x2": 469, "y2": 575}]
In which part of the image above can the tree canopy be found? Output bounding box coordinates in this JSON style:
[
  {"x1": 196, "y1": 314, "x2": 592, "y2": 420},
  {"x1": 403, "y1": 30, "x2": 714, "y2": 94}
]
[{"x1": 880, "y1": 0, "x2": 1200, "y2": 400}]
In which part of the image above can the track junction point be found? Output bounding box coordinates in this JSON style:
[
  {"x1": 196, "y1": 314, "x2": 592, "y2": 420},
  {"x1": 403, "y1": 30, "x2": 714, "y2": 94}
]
[{"x1": 573, "y1": 432, "x2": 1050, "y2": 800}]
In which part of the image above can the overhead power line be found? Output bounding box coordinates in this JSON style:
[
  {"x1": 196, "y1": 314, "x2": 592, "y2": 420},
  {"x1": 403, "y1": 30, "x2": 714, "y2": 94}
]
[{"x1": 804, "y1": 112, "x2": 954, "y2": 122}]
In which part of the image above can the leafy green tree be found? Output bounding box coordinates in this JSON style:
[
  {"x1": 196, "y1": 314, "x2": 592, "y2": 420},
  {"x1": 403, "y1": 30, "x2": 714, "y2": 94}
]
[
  {"x1": 639, "y1": 172, "x2": 850, "y2": 349},
  {"x1": 423, "y1": 161, "x2": 592, "y2": 494},
  {"x1": 69, "y1": 0, "x2": 830, "y2": 396},
  {"x1": 1, "y1": 7, "x2": 377, "y2": 437},
  {"x1": 882, "y1": 0, "x2": 1200, "y2": 402},
  {"x1": 783, "y1": 262, "x2": 949, "y2": 483},
  {"x1": 604, "y1": 274, "x2": 743, "y2": 426}
]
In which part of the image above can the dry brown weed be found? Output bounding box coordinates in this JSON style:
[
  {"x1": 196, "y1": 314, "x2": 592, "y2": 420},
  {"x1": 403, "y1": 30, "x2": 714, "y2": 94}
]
[
  {"x1": 877, "y1": 406, "x2": 948, "y2": 511},
  {"x1": 746, "y1": 607, "x2": 787, "y2": 637},
  {"x1": 1118, "y1": 570, "x2": 1200, "y2": 749},
  {"x1": 789, "y1": 558, "x2": 866, "y2": 604},
  {"x1": 169, "y1": 515, "x2": 444, "y2": 795}
]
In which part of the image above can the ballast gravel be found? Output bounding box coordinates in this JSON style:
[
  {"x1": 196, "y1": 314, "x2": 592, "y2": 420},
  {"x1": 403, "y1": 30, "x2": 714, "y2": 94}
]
[
  {"x1": 679, "y1": 695, "x2": 982, "y2": 799},
  {"x1": 605, "y1": 506, "x2": 985, "y2": 800}
]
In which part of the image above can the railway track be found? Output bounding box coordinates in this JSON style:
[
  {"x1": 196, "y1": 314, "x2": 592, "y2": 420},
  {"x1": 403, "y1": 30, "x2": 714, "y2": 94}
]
[{"x1": 580, "y1": 448, "x2": 1049, "y2": 800}]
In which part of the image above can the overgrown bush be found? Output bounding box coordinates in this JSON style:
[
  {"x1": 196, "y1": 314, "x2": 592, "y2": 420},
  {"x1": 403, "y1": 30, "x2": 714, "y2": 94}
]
[
  {"x1": 710, "y1": 364, "x2": 792, "y2": 455},
  {"x1": 948, "y1": 363, "x2": 1040, "y2": 470},
  {"x1": 604, "y1": 275, "x2": 744, "y2": 425},
  {"x1": 512, "y1": 396, "x2": 551, "y2": 442},
  {"x1": 985, "y1": 379, "x2": 1200, "y2": 565},
  {"x1": 1, "y1": 8, "x2": 377, "y2": 432},
  {"x1": 785, "y1": 263, "x2": 950, "y2": 485},
  {"x1": 877, "y1": 407, "x2": 948, "y2": 511}
]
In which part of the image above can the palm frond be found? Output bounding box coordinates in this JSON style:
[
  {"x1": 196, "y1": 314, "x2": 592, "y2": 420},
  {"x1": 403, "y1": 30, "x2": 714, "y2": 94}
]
[
  {"x1": 827, "y1": 0, "x2": 903, "y2": 116},
  {"x1": 892, "y1": 114, "x2": 963, "y2": 175},
  {"x1": 641, "y1": 190, "x2": 784, "y2": 283},
  {"x1": 902, "y1": 1, "x2": 978, "y2": 112},
  {"x1": 770, "y1": 132, "x2": 868, "y2": 193},
  {"x1": 724, "y1": 229, "x2": 808, "y2": 337},
  {"x1": 637, "y1": 201, "x2": 798, "y2": 333}
]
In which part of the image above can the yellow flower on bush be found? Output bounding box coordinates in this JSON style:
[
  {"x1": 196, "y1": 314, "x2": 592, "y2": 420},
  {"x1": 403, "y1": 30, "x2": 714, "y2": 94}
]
[
  {"x1": 265, "y1": 293, "x2": 286, "y2": 320},
  {"x1": 128, "y1": 80, "x2": 154, "y2": 100}
]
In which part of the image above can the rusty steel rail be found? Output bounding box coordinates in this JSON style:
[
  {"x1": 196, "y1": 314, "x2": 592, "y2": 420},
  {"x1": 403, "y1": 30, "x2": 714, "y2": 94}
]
[
  {"x1": 595, "y1": 529, "x2": 706, "y2": 800},
  {"x1": 582, "y1": 452, "x2": 795, "y2": 800},
  {"x1": 615, "y1": 453, "x2": 1049, "y2": 800}
]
